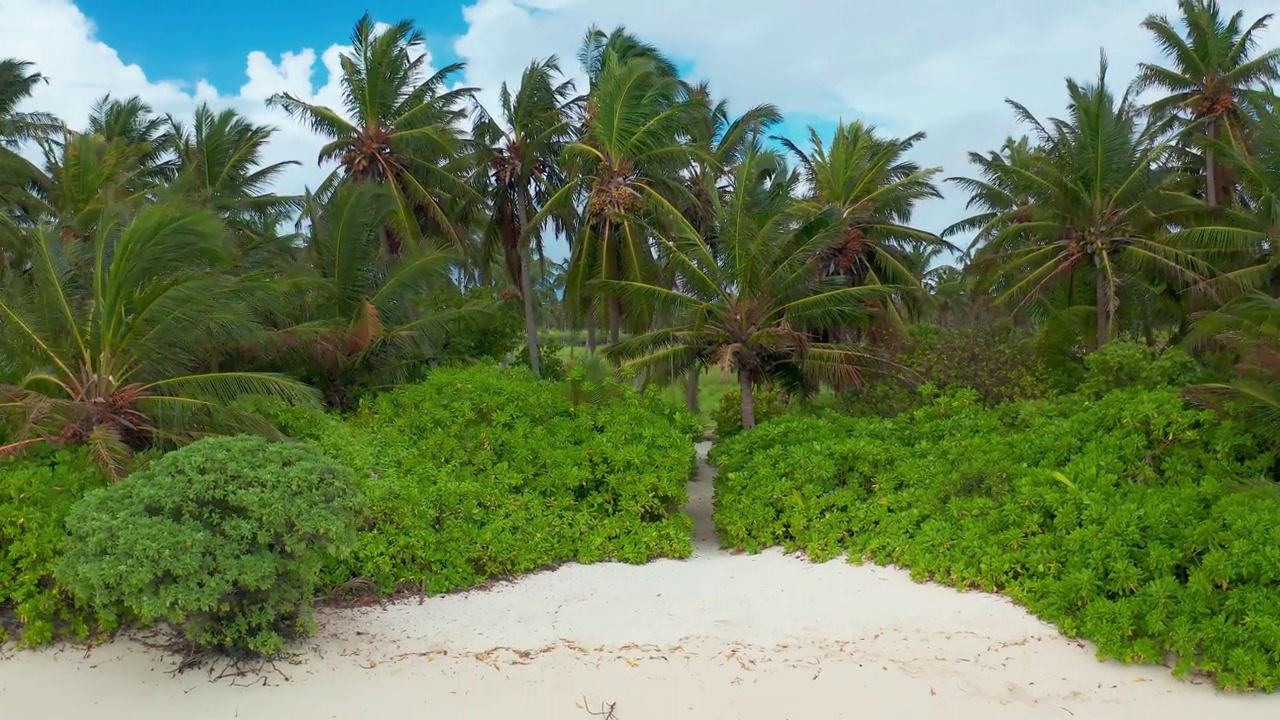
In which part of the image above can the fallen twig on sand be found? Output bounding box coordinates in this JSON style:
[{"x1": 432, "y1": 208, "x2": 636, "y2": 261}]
[{"x1": 582, "y1": 696, "x2": 618, "y2": 719}]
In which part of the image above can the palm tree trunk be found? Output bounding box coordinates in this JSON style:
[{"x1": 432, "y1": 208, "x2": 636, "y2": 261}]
[
  {"x1": 1205, "y1": 119, "x2": 1218, "y2": 207},
  {"x1": 685, "y1": 367, "x2": 700, "y2": 414},
  {"x1": 1095, "y1": 268, "x2": 1110, "y2": 349},
  {"x1": 516, "y1": 196, "x2": 540, "y2": 375},
  {"x1": 1141, "y1": 300, "x2": 1156, "y2": 347},
  {"x1": 608, "y1": 296, "x2": 622, "y2": 345},
  {"x1": 738, "y1": 369, "x2": 756, "y2": 431}
]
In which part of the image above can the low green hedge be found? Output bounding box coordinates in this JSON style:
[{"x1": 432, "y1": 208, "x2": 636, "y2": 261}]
[
  {"x1": 0, "y1": 449, "x2": 112, "y2": 645},
  {"x1": 709, "y1": 387, "x2": 1280, "y2": 691},
  {"x1": 270, "y1": 364, "x2": 698, "y2": 594}
]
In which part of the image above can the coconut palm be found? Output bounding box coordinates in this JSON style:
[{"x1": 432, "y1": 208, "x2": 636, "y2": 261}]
[
  {"x1": 267, "y1": 13, "x2": 478, "y2": 257},
  {"x1": 603, "y1": 148, "x2": 896, "y2": 430},
  {"x1": 0, "y1": 59, "x2": 58, "y2": 253},
  {"x1": 1185, "y1": 291, "x2": 1280, "y2": 450},
  {"x1": 0, "y1": 203, "x2": 318, "y2": 477},
  {"x1": 1133, "y1": 0, "x2": 1280, "y2": 207},
  {"x1": 680, "y1": 83, "x2": 783, "y2": 245},
  {"x1": 666, "y1": 85, "x2": 782, "y2": 409},
  {"x1": 0, "y1": 58, "x2": 59, "y2": 146},
  {"x1": 778, "y1": 120, "x2": 948, "y2": 337},
  {"x1": 261, "y1": 184, "x2": 471, "y2": 409},
  {"x1": 1174, "y1": 103, "x2": 1280, "y2": 300},
  {"x1": 86, "y1": 95, "x2": 177, "y2": 186},
  {"x1": 577, "y1": 25, "x2": 679, "y2": 87},
  {"x1": 472, "y1": 57, "x2": 576, "y2": 375},
  {"x1": 943, "y1": 136, "x2": 1041, "y2": 250},
  {"x1": 37, "y1": 130, "x2": 155, "y2": 240},
  {"x1": 164, "y1": 104, "x2": 301, "y2": 257},
  {"x1": 546, "y1": 49, "x2": 692, "y2": 344},
  {"x1": 956, "y1": 55, "x2": 1223, "y2": 348}
]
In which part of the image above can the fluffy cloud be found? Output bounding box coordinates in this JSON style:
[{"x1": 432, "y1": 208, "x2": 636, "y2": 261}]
[
  {"x1": 453, "y1": 0, "x2": 1280, "y2": 241},
  {"x1": 0, "y1": 0, "x2": 379, "y2": 196}
]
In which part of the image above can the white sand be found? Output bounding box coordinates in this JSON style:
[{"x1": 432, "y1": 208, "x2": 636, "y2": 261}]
[{"x1": 2, "y1": 442, "x2": 1277, "y2": 719}]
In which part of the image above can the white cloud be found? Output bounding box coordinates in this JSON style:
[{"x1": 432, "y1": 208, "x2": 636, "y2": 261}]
[
  {"x1": 453, "y1": 0, "x2": 1280, "y2": 242},
  {"x1": 0, "y1": 0, "x2": 405, "y2": 196}
]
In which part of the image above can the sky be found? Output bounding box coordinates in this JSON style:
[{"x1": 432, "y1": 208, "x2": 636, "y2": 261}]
[{"x1": 2, "y1": 0, "x2": 1278, "y2": 261}]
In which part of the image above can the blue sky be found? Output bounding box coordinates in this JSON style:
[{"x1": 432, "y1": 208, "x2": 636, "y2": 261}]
[
  {"x1": 71, "y1": 0, "x2": 469, "y2": 91},
  {"x1": 3, "y1": 0, "x2": 1279, "y2": 260}
]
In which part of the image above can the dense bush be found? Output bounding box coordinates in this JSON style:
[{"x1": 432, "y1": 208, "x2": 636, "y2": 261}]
[
  {"x1": 905, "y1": 323, "x2": 1053, "y2": 405},
  {"x1": 1079, "y1": 341, "x2": 1204, "y2": 397},
  {"x1": 275, "y1": 364, "x2": 696, "y2": 594},
  {"x1": 710, "y1": 387, "x2": 1280, "y2": 690},
  {"x1": 57, "y1": 437, "x2": 364, "y2": 656},
  {"x1": 434, "y1": 287, "x2": 523, "y2": 363},
  {"x1": 830, "y1": 323, "x2": 1053, "y2": 419},
  {"x1": 516, "y1": 338, "x2": 566, "y2": 380},
  {"x1": 714, "y1": 384, "x2": 789, "y2": 437},
  {"x1": 0, "y1": 449, "x2": 111, "y2": 645}
]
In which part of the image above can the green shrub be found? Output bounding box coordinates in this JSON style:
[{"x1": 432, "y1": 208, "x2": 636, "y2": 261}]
[
  {"x1": 57, "y1": 437, "x2": 364, "y2": 657},
  {"x1": 829, "y1": 377, "x2": 921, "y2": 418},
  {"x1": 824, "y1": 324, "x2": 1053, "y2": 420},
  {"x1": 435, "y1": 287, "x2": 523, "y2": 363},
  {"x1": 1080, "y1": 341, "x2": 1204, "y2": 397},
  {"x1": 281, "y1": 365, "x2": 695, "y2": 594},
  {"x1": 714, "y1": 384, "x2": 788, "y2": 437},
  {"x1": 516, "y1": 338, "x2": 566, "y2": 380},
  {"x1": 904, "y1": 323, "x2": 1052, "y2": 405},
  {"x1": 710, "y1": 387, "x2": 1280, "y2": 690},
  {"x1": 0, "y1": 449, "x2": 112, "y2": 645}
]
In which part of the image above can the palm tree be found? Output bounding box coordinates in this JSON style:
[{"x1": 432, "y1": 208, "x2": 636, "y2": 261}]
[
  {"x1": 472, "y1": 57, "x2": 576, "y2": 375},
  {"x1": 1133, "y1": 0, "x2": 1280, "y2": 207},
  {"x1": 778, "y1": 120, "x2": 948, "y2": 335},
  {"x1": 0, "y1": 203, "x2": 317, "y2": 476},
  {"x1": 164, "y1": 104, "x2": 301, "y2": 254},
  {"x1": 673, "y1": 84, "x2": 782, "y2": 410},
  {"x1": 680, "y1": 83, "x2": 783, "y2": 247},
  {"x1": 0, "y1": 59, "x2": 59, "y2": 146},
  {"x1": 86, "y1": 95, "x2": 177, "y2": 186},
  {"x1": 262, "y1": 184, "x2": 470, "y2": 409},
  {"x1": 603, "y1": 148, "x2": 896, "y2": 430},
  {"x1": 38, "y1": 130, "x2": 155, "y2": 240},
  {"x1": 943, "y1": 136, "x2": 1041, "y2": 249},
  {"x1": 1175, "y1": 103, "x2": 1280, "y2": 300},
  {"x1": 1185, "y1": 291, "x2": 1280, "y2": 450},
  {"x1": 267, "y1": 13, "x2": 478, "y2": 257},
  {"x1": 577, "y1": 25, "x2": 678, "y2": 87},
  {"x1": 546, "y1": 48, "x2": 692, "y2": 345},
  {"x1": 956, "y1": 55, "x2": 1220, "y2": 348},
  {"x1": 0, "y1": 59, "x2": 58, "y2": 255}
]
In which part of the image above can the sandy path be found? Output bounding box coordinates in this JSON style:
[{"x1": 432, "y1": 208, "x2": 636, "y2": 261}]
[{"x1": 2, "y1": 442, "x2": 1277, "y2": 719}]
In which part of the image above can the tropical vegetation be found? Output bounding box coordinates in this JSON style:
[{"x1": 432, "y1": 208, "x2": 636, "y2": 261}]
[{"x1": 1, "y1": 0, "x2": 1280, "y2": 690}]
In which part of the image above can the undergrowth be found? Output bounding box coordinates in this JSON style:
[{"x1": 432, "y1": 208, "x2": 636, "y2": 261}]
[
  {"x1": 710, "y1": 387, "x2": 1280, "y2": 691},
  {"x1": 266, "y1": 364, "x2": 698, "y2": 594}
]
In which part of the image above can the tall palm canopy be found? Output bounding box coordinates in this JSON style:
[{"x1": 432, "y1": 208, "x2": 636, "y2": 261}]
[
  {"x1": 472, "y1": 56, "x2": 577, "y2": 375},
  {"x1": 2, "y1": 6, "x2": 1280, "y2": 466},
  {"x1": 1134, "y1": 0, "x2": 1280, "y2": 206},
  {"x1": 604, "y1": 148, "x2": 897, "y2": 429},
  {"x1": 548, "y1": 36, "x2": 693, "y2": 343},
  {"x1": 267, "y1": 13, "x2": 478, "y2": 256},
  {"x1": 954, "y1": 55, "x2": 1224, "y2": 347}
]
